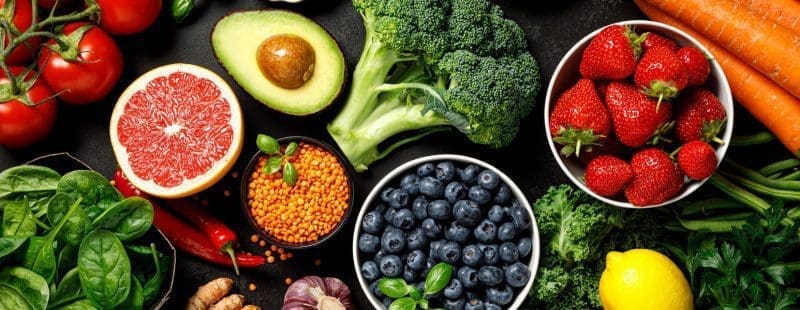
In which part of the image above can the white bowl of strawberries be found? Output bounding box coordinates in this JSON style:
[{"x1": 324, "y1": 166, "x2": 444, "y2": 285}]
[{"x1": 545, "y1": 20, "x2": 734, "y2": 208}]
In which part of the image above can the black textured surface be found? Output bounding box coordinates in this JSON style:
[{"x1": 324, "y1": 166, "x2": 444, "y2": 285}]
[{"x1": 0, "y1": 1, "x2": 654, "y2": 308}]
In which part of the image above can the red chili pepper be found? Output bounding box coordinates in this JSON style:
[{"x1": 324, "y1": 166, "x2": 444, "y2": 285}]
[
  {"x1": 113, "y1": 169, "x2": 265, "y2": 272},
  {"x1": 163, "y1": 199, "x2": 241, "y2": 274}
]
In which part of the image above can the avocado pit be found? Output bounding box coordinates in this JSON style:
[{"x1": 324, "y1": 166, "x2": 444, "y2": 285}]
[{"x1": 256, "y1": 34, "x2": 316, "y2": 89}]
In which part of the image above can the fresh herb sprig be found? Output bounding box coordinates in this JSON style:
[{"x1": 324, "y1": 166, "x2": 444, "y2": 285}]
[
  {"x1": 256, "y1": 134, "x2": 299, "y2": 186},
  {"x1": 379, "y1": 262, "x2": 452, "y2": 310}
]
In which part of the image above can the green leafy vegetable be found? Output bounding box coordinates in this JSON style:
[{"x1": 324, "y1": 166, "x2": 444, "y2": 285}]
[
  {"x1": 78, "y1": 229, "x2": 131, "y2": 308},
  {"x1": 256, "y1": 134, "x2": 301, "y2": 186},
  {"x1": 56, "y1": 299, "x2": 98, "y2": 310},
  {"x1": 21, "y1": 198, "x2": 83, "y2": 282},
  {"x1": 0, "y1": 284, "x2": 34, "y2": 310},
  {"x1": 57, "y1": 171, "x2": 123, "y2": 220},
  {"x1": 171, "y1": 0, "x2": 194, "y2": 23},
  {"x1": 50, "y1": 268, "x2": 83, "y2": 309},
  {"x1": 283, "y1": 162, "x2": 298, "y2": 187},
  {"x1": 117, "y1": 277, "x2": 143, "y2": 309},
  {"x1": 91, "y1": 197, "x2": 154, "y2": 242},
  {"x1": 0, "y1": 237, "x2": 27, "y2": 259},
  {"x1": 388, "y1": 297, "x2": 416, "y2": 310},
  {"x1": 0, "y1": 267, "x2": 50, "y2": 310},
  {"x1": 256, "y1": 134, "x2": 280, "y2": 155},
  {"x1": 379, "y1": 262, "x2": 453, "y2": 309},
  {"x1": 3, "y1": 200, "x2": 37, "y2": 237},
  {"x1": 379, "y1": 278, "x2": 411, "y2": 299},
  {"x1": 140, "y1": 243, "x2": 167, "y2": 306},
  {"x1": 423, "y1": 262, "x2": 451, "y2": 295},
  {"x1": 47, "y1": 194, "x2": 90, "y2": 247},
  {"x1": 0, "y1": 165, "x2": 61, "y2": 216}
]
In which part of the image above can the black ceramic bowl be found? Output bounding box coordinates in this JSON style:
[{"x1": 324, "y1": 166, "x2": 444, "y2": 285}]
[
  {"x1": 240, "y1": 136, "x2": 355, "y2": 250},
  {"x1": 26, "y1": 153, "x2": 177, "y2": 309}
]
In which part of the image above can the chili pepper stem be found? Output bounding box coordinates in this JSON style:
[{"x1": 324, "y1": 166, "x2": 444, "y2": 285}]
[{"x1": 222, "y1": 242, "x2": 240, "y2": 275}]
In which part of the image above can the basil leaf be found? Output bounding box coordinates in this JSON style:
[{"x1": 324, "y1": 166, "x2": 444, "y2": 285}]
[
  {"x1": 57, "y1": 170, "x2": 123, "y2": 220},
  {"x1": 0, "y1": 284, "x2": 33, "y2": 310},
  {"x1": 409, "y1": 286, "x2": 422, "y2": 301},
  {"x1": 389, "y1": 297, "x2": 417, "y2": 310},
  {"x1": 47, "y1": 194, "x2": 91, "y2": 247},
  {"x1": 283, "y1": 162, "x2": 298, "y2": 187},
  {"x1": 78, "y1": 229, "x2": 131, "y2": 308},
  {"x1": 171, "y1": 0, "x2": 194, "y2": 23},
  {"x1": 52, "y1": 268, "x2": 82, "y2": 307},
  {"x1": 256, "y1": 134, "x2": 280, "y2": 155},
  {"x1": 0, "y1": 267, "x2": 49, "y2": 310},
  {"x1": 0, "y1": 237, "x2": 27, "y2": 259},
  {"x1": 91, "y1": 197, "x2": 154, "y2": 242},
  {"x1": 118, "y1": 276, "x2": 143, "y2": 309},
  {"x1": 3, "y1": 200, "x2": 36, "y2": 237},
  {"x1": 285, "y1": 141, "x2": 299, "y2": 156},
  {"x1": 378, "y1": 278, "x2": 410, "y2": 299},
  {"x1": 264, "y1": 156, "x2": 283, "y2": 174},
  {"x1": 424, "y1": 262, "x2": 452, "y2": 295},
  {"x1": 0, "y1": 165, "x2": 60, "y2": 214}
]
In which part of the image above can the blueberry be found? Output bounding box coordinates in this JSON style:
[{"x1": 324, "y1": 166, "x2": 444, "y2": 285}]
[
  {"x1": 505, "y1": 262, "x2": 531, "y2": 288},
  {"x1": 438, "y1": 241, "x2": 461, "y2": 263},
  {"x1": 421, "y1": 218, "x2": 442, "y2": 239},
  {"x1": 429, "y1": 240, "x2": 444, "y2": 260},
  {"x1": 361, "y1": 211, "x2": 385, "y2": 234},
  {"x1": 400, "y1": 173, "x2": 420, "y2": 195},
  {"x1": 379, "y1": 255, "x2": 403, "y2": 277},
  {"x1": 444, "y1": 298, "x2": 466, "y2": 310},
  {"x1": 382, "y1": 297, "x2": 393, "y2": 308},
  {"x1": 479, "y1": 266, "x2": 504, "y2": 286},
  {"x1": 484, "y1": 302, "x2": 502, "y2": 310},
  {"x1": 444, "y1": 222, "x2": 470, "y2": 243},
  {"x1": 423, "y1": 258, "x2": 435, "y2": 275},
  {"x1": 406, "y1": 249, "x2": 426, "y2": 270},
  {"x1": 443, "y1": 279, "x2": 463, "y2": 299},
  {"x1": 419, "y1": 177, "x2": 444, "y2": 198},
  {"x1": 477, "y1": 170, "x2": 500, "y2": 190},
  {"x1": 499, "y1": 242, "x2": 520, "y2": 263},
  {"x1": 435, "y1": 161, "x2": 457, "y2": 182},
  {"x1": 427, "y1": 200, "x2": 451, "y2": 221},
  {"x1": 361, "y1": 261, "x2": 380, "y2": 281},
  {"x1": 457, "y1": 266, "x2": 479, "y2": 288},
  {"x1": 444, "y1": 182, "x2": 467, "y2": 203},
  {"x1": 391, "y1": 209, "x2": 415, "y2": 230},
  {"x1": 474, "y1": 219, "x2": 497, "y2": 243},
  {"x1": 465, "y1": 298, "x2": 485, "y2": 310},
  {"x1": 453, "y1": 200, "x2": 482, "y2": 227},
  {"x1": 468, "y1": 186, "x2": 492, "y2": 205},
  {"x1": 494, "y1": 184, "x2": 511, "y2": 204},
  {"x1": 510, "y1": 206, "x2": 531, "y2": 230},
  {"x1": 486, "y1": 285, "x2": 514, "y2": 306},
  {"x1": 381, "y1": 227, "x2": 406, "y2": 254},
  {"x1": 371, "y1": 281, "x2": 385, "y2": 299},
  {"x1": 497, "y1": 222, "x2": 517, "y2": 242},
  {"x1": 481, "y1": 244, "x2": 500, "y2": 265},
  {"x1": 358, "y1": 234, "x2": 380, "y2": 253},
  {"x1": 518, "y1": 237, "x2": 532, "y2": 258},
  {"x1": 373, "y1": 249, "x2": 387, "y2": 264},
  {"x1": 403, "y1": 266, "x2": 420, "y2": 282},
  {"x1": 412, "y1": 196, "x2": 429, "y2": 220},
  {"x1": 389, "y1": 189, "x2": 410, "y2": 209},
  {"x1": 383, "y1": 208, "x2": 398, "y2": 223},
  {"x1": 374, "y1": 203, "x2": 388, "y2": 214},
  {"x1": 487, "y1": 205, "x2": 505, "y2": 223},
  {"x1": 462, "y1": 245, "x2": 483, "y2": 266},
  {"x1": 465, "y1": 291, "x2": 480, "y2": 300},
  {"x1": 407, "y1": 228, "x2": 427, "y2": 251},
  {"x1": 458, "y1": 164, "x2": 481, "y2": 183},
  {"x1": 417, "y1": 162, "x2": 435, "y2": 177},
  {"x1": 381, "y1": 187, "x2": 395, "y2": 203}
]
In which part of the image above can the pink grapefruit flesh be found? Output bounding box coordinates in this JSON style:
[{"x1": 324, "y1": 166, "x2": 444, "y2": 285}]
[{"x1": 110, "y1": 63, "x2": 243, "y2": 198}]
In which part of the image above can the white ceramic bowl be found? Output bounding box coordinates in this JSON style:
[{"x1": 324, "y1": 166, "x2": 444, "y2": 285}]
[
  {"x1": 352, "y1": 154, "x2": 540, "y2": 309},
  {"x1": 544, "y1": 20, "x2": 734, "y2": 209}
]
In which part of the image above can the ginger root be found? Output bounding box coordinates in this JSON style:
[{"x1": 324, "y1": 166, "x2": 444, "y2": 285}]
[
  {"x1": 186, "y1": 278, "x2": 234, "y2": 310},
  {"x1": 209, "y1": 294, "x2": 245, "y2": 310}
]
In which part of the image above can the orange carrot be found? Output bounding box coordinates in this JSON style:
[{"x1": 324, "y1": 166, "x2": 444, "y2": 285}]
[
  {"x1": 736, "y1": 0, "x2": 800, "y2": 35},
  {"x1": 636, "y1": 0, "x2": 800, "y2": 156},
  {"x1": 642, "y1": 0, "x2": 800, "y2": 99}
]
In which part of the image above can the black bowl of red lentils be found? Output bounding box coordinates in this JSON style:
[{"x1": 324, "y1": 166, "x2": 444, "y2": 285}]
[{"x1": 240, "y1": 136, "x2": 355, "y2": 250}]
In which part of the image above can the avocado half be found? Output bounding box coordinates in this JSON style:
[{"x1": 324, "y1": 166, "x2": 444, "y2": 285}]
[{"x1": 211, "y1": 10, "x2": 346, "y2": 116}]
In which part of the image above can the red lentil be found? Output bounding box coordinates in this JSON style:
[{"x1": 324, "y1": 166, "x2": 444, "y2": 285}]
[{"x1": 285, "y1": 277, "x2": 293, "y2": 285}]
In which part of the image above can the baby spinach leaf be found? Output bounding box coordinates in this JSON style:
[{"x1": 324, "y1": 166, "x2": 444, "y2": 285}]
[
  {"x1": 118, "y1": 277, "x2": 143, "y2": 309},
  {"x1": 78, "y1": 229, "x2": 131, "y2": 308},
  {"x1": 47, "y1": 194, "x2": 91, "y2": 247},
  {"x1": 56, "y1": 245, "x2": 78, "y2": 280},
  {"x1": 0, "y1": 284, "x2": 33, "y2": 310},
  {"x1": 0, "y1": 266, "x2": 50, "y2": 310},
  {"x1": 91, "y1": 197, "x2": 153, "y2": 242},
  {"x1": 57, "y1": 171, "x2": 122, "y2": 220},
  {"x1": 51, "y1": 268, "x2": 82, "y2": 308},
  {"x1": 21, "y1": 198, "x2": 83, "y2": 283},
  {"x1": 52, "y1": 299, "x2": 98, "y2": 310},
  {"x1": 0, "y1": 237, "x2": 27, "y2": 259},
  {"x1": 3, "y1": 200, "x2": 37, "y2": 237},
  {"x1": 141, "y1": 243, "x2": 167, "y2": 306},
  {"x1": 0, "y1": 165, "x2": 61, "y2": 215}
]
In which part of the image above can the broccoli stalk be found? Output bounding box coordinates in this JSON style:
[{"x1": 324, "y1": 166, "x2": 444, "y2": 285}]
[{"x1": 328, "y1": 0, "x2": 541, "y2": 172}]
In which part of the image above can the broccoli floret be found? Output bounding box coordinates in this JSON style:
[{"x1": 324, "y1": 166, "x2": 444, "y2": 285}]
[{"x1": 328, "y1": 0, "x2": 540, "y2": 171}]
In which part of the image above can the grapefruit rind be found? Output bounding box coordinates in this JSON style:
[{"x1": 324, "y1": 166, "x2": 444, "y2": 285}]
[{"x1": 110, "y1": 63, "x2": 244, "y2": 199}]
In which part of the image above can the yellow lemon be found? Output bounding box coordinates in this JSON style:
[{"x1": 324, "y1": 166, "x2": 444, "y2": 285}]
[{"x1": 599, "y1": 249, "x2": 693, "y2": 310}]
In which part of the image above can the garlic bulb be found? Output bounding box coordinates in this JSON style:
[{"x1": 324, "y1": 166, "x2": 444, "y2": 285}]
[{"x1": 283, "y1": 276, "x2": 353, "y2": 310}]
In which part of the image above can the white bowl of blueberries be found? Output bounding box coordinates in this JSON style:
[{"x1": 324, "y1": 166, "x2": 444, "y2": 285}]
[{"x1": 353, "y1": 154, "x2": 540, "y2": 310}]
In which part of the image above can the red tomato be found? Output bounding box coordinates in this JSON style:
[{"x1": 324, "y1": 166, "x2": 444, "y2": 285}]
[
  {"x1": 37, "y1": 22, "x2": 123, "y2": 104},
  {"x1": 37, "y1": 0, "x2": 73, "y2": 9},
  {"x1": 0, "y1": 67, "x2": 57, "y2": 148},
  {"x1": 1, "y1": 0, "x2": 40, "y2": 64},
  {"x1": 95, "y1": 0, "x2": 162, "y2": 35}
]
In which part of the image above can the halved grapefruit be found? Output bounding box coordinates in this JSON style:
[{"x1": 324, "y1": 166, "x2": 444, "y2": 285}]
[{"x1": 110, "y1": 63, "x2": 243, "y2": 198}]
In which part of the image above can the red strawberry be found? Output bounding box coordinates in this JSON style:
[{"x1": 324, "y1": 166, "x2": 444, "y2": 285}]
[
  {"x1": 550, "y1": 79, "x2": 611, "y2": 157},
  {"x1": 677, "y1": 47, "x2": 710, "y2": 87},
  {"x1": 605, "y1": 82, "x2": 672, "y2": 148},
  {"x1": 579, "y1": 25, "x2": 643, "y2": 79},
  {"x1": 677, "y1": 140, "x2": 718, "y2": 180},
  {"x1": 585, "y1": 155, "x2": 633, "y2": 197},
  {"x1": 595, "y1": 80, "x2": 611, "y2": 99},
  {"x1": 675, "y1": 89, "x2": 727, "y2": 143},
  {"x1": 625, "y1": 148, "x2": 685, "y2": 206},
  {"x1": 634, "y1": 45, "x2": 689, "y2": 109},
  {"x1": 641, "y1": 32, "x2": 679, "y2": 52}
]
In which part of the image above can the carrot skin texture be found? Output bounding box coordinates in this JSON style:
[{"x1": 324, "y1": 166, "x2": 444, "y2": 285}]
[
  {"x1": 635, "y1": 0, "x2": 800, "y2": 156},
  {"x1": 736, "y1": 0, "x2": 800, "y2": 35},
  {"x1": 642, "y1": 0, "x2": 800, "y2": 99}
]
